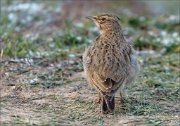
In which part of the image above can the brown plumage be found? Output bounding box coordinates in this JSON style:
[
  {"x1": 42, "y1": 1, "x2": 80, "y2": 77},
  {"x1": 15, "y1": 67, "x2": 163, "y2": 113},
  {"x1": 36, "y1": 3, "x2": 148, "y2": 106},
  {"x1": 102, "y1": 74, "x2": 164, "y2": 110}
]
[{"x1": 83, "y1": 14, "x2": 139, "y2": 114}]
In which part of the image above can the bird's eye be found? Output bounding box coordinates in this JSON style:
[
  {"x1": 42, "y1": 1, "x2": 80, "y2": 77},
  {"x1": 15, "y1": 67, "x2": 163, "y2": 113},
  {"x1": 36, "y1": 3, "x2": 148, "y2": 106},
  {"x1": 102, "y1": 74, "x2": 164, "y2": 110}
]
[{"x1": 101, "y1": 18, "x2": 106, "y2": 21}]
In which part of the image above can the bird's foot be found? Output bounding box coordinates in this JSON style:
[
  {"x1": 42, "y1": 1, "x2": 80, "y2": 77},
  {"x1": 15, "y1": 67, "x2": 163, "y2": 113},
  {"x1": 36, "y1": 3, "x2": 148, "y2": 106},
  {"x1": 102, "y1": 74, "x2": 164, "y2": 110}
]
[
  {"x1": 119, "y1": 91, "x2": 127, "y2": 103},
  {"x1": 94, "y1": 96, "x2": 101, "y2": 104},
  {"x1": 120, "y1": 97, "x2": 126, "y2": 103}
]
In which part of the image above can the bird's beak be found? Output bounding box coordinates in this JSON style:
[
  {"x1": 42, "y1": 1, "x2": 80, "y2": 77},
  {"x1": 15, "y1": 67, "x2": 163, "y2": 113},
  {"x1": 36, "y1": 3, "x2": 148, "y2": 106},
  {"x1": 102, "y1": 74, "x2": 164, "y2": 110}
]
[{"x1": 86, "y1": 16, "x2": 97, "y2": 21}]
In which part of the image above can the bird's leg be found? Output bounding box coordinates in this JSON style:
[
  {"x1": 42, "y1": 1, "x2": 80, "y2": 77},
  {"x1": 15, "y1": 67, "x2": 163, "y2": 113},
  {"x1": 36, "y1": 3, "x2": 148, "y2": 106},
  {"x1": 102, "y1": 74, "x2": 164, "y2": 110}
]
[
  {"x1": 94, "y1": 92, "x2": 101, "y2": 103},
  {"x1": 119, "y1": 84, "x2": 127, "y2": 103}
]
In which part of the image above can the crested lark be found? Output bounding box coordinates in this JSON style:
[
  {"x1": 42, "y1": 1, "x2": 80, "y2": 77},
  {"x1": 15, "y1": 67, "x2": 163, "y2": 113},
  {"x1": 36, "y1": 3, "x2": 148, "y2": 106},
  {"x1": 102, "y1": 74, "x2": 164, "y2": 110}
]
[{"x1": 83, "y1": 14, "x2": 139, "y2": 114}]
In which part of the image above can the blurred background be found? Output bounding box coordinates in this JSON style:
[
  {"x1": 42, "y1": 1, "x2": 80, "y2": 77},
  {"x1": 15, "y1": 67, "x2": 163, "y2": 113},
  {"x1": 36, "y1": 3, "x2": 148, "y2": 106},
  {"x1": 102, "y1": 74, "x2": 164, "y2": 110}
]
[{"x1": 0, "y1": 0, "x2": 179, "y2": 59}]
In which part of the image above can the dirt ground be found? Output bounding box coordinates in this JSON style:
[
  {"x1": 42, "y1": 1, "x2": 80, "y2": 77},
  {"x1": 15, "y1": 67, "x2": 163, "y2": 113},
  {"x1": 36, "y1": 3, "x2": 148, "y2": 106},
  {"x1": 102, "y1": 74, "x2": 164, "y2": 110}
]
[{"x1": 0, "y1": 53, "x2": 179, "y2": 126}]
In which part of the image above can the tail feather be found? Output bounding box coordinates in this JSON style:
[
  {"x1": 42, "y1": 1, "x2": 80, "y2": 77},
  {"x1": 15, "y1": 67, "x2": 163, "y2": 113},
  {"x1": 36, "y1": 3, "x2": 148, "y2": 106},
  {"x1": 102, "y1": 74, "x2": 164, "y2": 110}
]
[{"x1": 102, "y1": 96, "x2": 115, "y2": 114}]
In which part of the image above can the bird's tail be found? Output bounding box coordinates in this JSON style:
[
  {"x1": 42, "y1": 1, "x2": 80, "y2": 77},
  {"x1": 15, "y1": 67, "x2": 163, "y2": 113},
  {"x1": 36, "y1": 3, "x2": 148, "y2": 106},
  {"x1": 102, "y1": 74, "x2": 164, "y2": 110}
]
[{"x1": 102, "y1": 95, "x2": 115, "y2": 114}]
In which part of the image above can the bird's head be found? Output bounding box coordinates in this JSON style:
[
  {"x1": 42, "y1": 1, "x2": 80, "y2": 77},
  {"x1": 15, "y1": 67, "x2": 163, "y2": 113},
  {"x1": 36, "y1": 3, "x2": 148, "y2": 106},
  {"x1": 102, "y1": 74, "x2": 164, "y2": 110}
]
[{"x1": 86, "y1": 14, "x2": 121, "y2": 34}]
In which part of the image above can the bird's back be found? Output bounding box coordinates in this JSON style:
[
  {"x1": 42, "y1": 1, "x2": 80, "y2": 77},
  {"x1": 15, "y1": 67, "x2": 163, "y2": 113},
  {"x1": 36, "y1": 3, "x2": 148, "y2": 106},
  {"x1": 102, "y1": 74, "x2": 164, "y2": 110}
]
[{"x1": 83, "y1": 33, "x2": 136, "y2": 95}]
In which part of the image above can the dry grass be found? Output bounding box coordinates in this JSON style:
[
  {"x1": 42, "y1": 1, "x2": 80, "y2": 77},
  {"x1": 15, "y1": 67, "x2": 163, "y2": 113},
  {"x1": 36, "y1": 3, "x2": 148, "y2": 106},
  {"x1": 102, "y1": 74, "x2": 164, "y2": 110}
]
[{"x1": 0, "y1": 53, "x2": 179, "y2": 126}]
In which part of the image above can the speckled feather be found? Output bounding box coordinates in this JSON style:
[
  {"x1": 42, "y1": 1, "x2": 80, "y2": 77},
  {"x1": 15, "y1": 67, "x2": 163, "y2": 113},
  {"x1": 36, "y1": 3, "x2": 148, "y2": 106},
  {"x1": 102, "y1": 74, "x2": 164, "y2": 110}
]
[{"x1": 84, "y1": 35, "x2": 134, "y2": 91}]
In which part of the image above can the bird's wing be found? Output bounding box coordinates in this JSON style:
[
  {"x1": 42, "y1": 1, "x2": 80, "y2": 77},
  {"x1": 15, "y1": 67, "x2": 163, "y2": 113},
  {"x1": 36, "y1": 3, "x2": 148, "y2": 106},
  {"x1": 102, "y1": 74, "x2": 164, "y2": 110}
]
[
  {"x1": 92, "y1": 44, "x2": 132, "y2": 94},
  {"x1": 83, "y1": 38, "x2": 132, "y2": 94}
]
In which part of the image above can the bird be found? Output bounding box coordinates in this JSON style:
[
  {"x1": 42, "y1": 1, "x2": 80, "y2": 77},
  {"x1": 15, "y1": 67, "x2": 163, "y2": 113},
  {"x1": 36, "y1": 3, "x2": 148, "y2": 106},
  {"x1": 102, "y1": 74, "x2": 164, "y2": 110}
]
[{"x1": 83, "y1": 14, "x2": 139, "y2": 114}]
